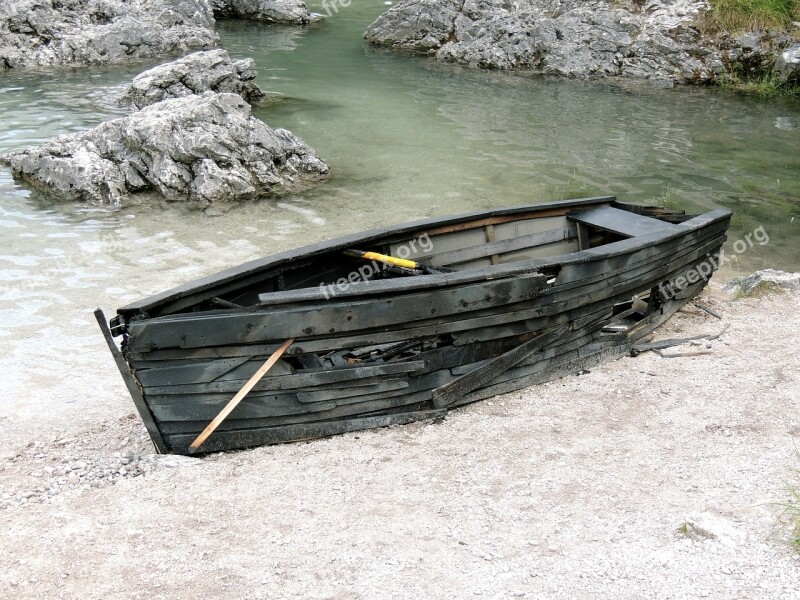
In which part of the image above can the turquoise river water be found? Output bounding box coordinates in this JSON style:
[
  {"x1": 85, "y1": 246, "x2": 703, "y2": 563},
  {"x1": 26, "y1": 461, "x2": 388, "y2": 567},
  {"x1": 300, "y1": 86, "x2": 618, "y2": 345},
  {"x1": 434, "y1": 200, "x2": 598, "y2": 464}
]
[{"x1": 0, "y1": 1, "x2": 798, "y2": 427}]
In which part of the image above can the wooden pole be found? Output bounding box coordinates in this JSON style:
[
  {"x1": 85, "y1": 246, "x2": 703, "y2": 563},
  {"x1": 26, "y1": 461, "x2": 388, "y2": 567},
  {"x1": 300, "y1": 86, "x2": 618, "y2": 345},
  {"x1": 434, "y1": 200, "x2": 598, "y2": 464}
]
[{"x1": 189, "y1": 338, "x2": 294, "y2": 451}]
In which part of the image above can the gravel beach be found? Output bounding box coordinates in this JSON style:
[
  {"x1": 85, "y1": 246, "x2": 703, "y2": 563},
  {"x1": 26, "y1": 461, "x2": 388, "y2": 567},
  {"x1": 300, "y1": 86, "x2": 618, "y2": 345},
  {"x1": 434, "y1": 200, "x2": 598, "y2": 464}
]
[{"x1": 2, "y1": 281, "x2": 799, "y2": 599}]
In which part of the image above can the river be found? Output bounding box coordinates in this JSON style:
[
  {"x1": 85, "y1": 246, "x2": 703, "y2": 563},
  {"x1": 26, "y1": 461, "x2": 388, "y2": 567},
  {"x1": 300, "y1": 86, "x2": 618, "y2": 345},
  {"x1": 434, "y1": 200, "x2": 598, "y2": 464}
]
[{"x1": 0, "y1": 0, "x2": 798, "y2": 427}]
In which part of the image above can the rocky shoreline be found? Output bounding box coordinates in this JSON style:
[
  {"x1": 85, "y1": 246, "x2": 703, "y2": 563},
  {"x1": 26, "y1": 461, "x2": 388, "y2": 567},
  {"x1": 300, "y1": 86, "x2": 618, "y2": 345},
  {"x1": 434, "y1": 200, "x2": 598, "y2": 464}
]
[
  {"x1": 2, "y1": 1, "x2": 798, "y2": 207},
  {"x1": 364, "y1": 0, "x2": 800, "y2": 87},
  {"x1": 1, "y1": 3, "x2": 328, "y2": 207},
  {"x1": 0, "y1": 89, "x2": 328, "y2": 206},
  {"x1": 0, "y1": 0, "x2": 312, "y2": 71}
]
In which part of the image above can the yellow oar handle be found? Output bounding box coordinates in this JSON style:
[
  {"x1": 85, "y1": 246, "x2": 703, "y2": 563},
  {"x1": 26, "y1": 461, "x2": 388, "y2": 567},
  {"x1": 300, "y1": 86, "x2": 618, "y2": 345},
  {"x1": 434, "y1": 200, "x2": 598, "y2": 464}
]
[{"x1": 358, "y1": 251, "x2": 418, "y2": 270}]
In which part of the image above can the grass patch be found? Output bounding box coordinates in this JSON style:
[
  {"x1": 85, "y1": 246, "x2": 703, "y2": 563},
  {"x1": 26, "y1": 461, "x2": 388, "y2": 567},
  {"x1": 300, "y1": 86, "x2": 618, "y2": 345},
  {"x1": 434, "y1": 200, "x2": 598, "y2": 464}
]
[
  {"x1": 718, "y1": 71, "x2": 800, "y2": 99},
  {"x1": 732, "y1": 280, "x2": 786, "y2": 298},
  {"x1": 780, "y1": 457, "x2": 800, "y2": 550},
  {"x1": 705, "y1": 0, "x2": 800, "y2": 32}
]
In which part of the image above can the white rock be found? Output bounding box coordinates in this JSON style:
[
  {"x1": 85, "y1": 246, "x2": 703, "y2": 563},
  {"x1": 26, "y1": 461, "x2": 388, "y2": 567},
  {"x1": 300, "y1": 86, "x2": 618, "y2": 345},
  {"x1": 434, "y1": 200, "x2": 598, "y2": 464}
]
[
  {"x1": 154, "y1": 455, "x2": 203, "y2": 468},
  {"x1": 212, "y1": 0, "x2": 311, "y2": 23},
  {"x1": 0, "y1": 92, "x2": 329, "y2": 206},
  {"x1": 0, "y1": 0, "x2": 218, "y2": 71},
  {"x1": 120, "y1": 49, "x2": 265, "y2": 110},
  {"x1": 682, "y1": 513, "x2": 747, "y2": 546}
]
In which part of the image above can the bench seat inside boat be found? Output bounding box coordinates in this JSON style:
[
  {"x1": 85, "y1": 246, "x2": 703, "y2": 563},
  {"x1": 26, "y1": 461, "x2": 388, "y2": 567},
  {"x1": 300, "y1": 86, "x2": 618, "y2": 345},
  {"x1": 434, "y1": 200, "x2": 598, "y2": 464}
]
[{"x1": 567, "y1": 206, "x2": 678, "y2": 238}]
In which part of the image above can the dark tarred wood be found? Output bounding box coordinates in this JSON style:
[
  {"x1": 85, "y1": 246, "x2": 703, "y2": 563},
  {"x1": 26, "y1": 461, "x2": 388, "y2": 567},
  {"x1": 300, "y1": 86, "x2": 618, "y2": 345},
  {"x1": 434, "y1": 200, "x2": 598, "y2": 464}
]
[
  {"x1": 126, "y1": 274, "x2": 549, "y2": 352},
  {"x1": 118, "y1": 196, "x2": 618, "y2": 318},
  {"x1": 94, "y1": 309, "x2": 168, "y2": 454},
  {"x1": 567, "y1": 206, "x2": 678, "y2": 238},
  {"x1": 172, "y1": 408, "x2": 448, "y2": 455},
  {"x1": 432, "y1": 323, "x2": 571, "y2": 408},
  {"x1": 128, "y1": 224, "x2": 726, "y2": 366},
  {"x1": 96, "y1": 197, "x2": 732, "y2": 454}
]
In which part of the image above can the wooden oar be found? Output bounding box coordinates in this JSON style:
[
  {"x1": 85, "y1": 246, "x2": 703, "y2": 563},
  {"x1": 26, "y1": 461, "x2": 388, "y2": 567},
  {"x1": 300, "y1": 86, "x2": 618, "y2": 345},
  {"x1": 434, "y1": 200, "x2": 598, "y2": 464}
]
[
  {"x1": 344, "y1": 249, "x2": 452, "y2": 274},
  {"x1": 189, "y1": 338, "x2": 294, "y2": 451}
]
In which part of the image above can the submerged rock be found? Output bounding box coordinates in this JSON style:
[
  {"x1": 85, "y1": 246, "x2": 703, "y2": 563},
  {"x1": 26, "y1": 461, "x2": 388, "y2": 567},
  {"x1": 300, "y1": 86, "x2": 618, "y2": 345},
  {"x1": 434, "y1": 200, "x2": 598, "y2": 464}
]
[
  {"x1": 0, "y1": 0, "x2": 219, "y2": 71},
  {"x1": 212, "y1": 0, "x2": 311, "y2": 24},
  {"x1": 120, "y1": 49, "x2": 265, "y2": 110},
  {"x1": 364, "y1": 0, "x2": 792, "y2": 85},
  {"x1": 0, "y1": 92, "x2": 329, "y2": 206}
]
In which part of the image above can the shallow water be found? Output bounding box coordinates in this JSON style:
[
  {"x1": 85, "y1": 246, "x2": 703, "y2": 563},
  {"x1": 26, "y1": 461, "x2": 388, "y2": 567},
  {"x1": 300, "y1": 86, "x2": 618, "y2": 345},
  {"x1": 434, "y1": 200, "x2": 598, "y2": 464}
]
[{"x1": 0, "y1": 1, "x2": 798, "y2": 426}]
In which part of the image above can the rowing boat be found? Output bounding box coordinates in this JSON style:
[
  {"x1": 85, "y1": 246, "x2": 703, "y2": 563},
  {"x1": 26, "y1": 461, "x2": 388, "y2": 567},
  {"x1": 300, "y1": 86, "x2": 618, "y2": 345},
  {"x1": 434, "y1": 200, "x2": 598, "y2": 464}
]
[{"x1": 96, "y1": 196, "x2": 732, "y2": 454}]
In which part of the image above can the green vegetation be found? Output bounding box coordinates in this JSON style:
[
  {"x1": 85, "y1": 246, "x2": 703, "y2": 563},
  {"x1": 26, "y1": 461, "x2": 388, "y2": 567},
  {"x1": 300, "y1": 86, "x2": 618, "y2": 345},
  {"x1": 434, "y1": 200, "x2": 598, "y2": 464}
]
[
  {"x1": 780, "y1": 458, "x2": 800, "y2": 551},
  {"x1": 697, "y1": 1, "x2": 800, "y2": 99},
  {"x1": 732, "y1": 279, "x2": 786, "y2": 298},
  {"x1": 705, "y1": 0, "x2": 800, "y2": 32},
  {"x1": 718, "y1": 71, "x2": 800, "y2": 99}
]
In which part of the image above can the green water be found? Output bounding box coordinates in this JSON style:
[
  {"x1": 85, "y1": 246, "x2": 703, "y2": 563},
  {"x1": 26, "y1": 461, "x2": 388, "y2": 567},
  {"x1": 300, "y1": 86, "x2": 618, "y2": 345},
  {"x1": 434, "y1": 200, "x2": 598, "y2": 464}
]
[
  {"x1": 220, "y1": 4, "x2": 798, "y2": 269},
  {"x1": 0, "y1": 1, "x2": 797, "y2": 425}
]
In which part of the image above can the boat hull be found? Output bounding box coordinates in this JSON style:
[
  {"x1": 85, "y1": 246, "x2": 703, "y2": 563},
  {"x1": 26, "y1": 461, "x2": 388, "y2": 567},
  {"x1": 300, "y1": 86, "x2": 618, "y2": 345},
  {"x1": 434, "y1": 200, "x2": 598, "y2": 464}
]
[{"x1": 99, "y1": 198, "x2": 732, "y2": 454}]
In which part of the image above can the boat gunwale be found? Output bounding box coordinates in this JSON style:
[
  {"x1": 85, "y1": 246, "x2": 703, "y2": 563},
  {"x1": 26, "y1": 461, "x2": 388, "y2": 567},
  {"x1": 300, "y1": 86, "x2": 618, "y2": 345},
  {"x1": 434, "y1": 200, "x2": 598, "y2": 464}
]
[
  {"x1": 125, "y1": 204, "x2": 732, "y2": 323},
  {"x1": 117, "y1": 196, "x2": 619, "y2": 315}
]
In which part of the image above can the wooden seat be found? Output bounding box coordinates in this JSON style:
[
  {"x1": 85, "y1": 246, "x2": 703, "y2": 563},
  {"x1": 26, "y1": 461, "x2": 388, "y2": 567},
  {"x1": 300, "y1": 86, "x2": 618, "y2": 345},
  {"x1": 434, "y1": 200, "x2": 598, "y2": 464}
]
[{"x1": 568, "y1": 206, "x2": 677, "y2": 249}]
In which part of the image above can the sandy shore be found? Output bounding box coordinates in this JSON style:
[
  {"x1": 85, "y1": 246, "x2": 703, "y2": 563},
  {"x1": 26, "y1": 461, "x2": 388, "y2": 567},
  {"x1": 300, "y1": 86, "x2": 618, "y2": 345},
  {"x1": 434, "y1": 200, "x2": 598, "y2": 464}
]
[{"x1": 2, "y1": 281, "x2": 799, "y2": 599}]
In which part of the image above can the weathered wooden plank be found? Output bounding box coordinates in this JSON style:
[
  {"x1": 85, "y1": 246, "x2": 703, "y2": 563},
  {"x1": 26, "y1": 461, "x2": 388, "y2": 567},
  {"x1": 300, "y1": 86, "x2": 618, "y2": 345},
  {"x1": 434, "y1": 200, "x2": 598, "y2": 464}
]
[
  {"x1": 568, "y1": 206, "x2": 678, "y2": 238},
  {"x1": 451, "y1": 302, "x2": 611, "y2": 345},
  {"x1": 153, "y1": 368, "x2": 455, "y2": 432},
  {"x1": 432, "y1": 323, "x2": 570, "y2": 408},
  {"x1": 151, "y1": 370, "x2": 452, "y2": 433},
  {"x1": 94, "y1": 309, "x2": 168, "y2": 454},
  {"x1": 127, "y1": 274, "x2": 549, "y2": 352},
  {"x1": 209, "y1": 358, "x2": 294, "y2": 382},
  {"x1": 143, "y1": 360, "x2": 428, "y2": 396},
  {"x1": 297, "y1": 380, "x2": 409, "y2": 403},
  {"x1": 166, "y1": 408, "x2": 448, "y2": 454},
  {"x1": 128, "y1": 226, "x2": 727, "y2": 366},
  {"x1": 135, "y1": 356, "x2": 254, "y2": 387},
  {"x1": 155, "y1": 387, "x2": 438, "y2": 434},
  {"x1": 497, "y1": 239, "x2": 580, "y2": 265},
  {"x1": 149, "y1": 395, "x2": 337, "y2": 422},
  {"x1": 426, "y1": 227, "x2": 575, "y2": 267}
]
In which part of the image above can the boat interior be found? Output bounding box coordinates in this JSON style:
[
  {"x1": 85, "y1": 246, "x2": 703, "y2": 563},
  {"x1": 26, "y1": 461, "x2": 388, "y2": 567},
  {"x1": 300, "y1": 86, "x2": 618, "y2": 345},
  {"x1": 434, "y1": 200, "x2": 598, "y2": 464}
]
[
  {"x1": 115, "y1": 199, "x2": 694, "y2": 327},
  {"x1": 194, "y1": 202, "x2": 691, "y2": 311}
]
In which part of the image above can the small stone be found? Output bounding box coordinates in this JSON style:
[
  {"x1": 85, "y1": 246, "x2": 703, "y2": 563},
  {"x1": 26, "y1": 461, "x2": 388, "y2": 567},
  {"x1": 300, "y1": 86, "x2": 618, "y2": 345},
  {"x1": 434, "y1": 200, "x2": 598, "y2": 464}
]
[{"x1": 681, "y1": 513, "x2": 746, "y2": 546}]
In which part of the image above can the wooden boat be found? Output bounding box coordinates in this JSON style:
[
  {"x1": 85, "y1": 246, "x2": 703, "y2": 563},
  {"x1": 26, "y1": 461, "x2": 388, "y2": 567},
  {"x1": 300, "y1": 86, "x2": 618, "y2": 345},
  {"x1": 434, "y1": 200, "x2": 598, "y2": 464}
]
[{"x1": 96, "y1": 196, "x2": 732, "y2": 454}]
